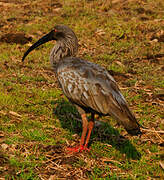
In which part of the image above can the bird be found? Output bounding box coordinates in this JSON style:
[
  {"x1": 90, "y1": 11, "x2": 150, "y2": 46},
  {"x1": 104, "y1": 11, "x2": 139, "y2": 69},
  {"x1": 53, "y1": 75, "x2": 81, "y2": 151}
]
[{"x1": 22, "y1": 24, "x2": 141, "y2": 153}]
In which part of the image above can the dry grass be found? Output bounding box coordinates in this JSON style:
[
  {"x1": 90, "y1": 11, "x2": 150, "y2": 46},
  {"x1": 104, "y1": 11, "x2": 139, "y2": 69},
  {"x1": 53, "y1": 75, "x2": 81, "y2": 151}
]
[{"x1": 0, "y1": 0, "x2": 164, "y2": 179}]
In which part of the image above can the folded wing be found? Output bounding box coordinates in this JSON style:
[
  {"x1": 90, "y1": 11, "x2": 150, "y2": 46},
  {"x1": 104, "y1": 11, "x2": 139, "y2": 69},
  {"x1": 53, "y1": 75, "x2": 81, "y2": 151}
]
[{"x1": 57, "y1": 57, "x2": 140, "y2": 135}]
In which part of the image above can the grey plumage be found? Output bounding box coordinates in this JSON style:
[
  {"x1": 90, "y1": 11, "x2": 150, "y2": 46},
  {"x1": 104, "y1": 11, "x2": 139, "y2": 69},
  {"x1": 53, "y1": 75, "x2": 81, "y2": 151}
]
[
  {"x1": 22, "y1": 24, "x2": 141, "y2": 151},
  {"x1": 56, "y1": 57, "x2": 140, "y2": 135}
]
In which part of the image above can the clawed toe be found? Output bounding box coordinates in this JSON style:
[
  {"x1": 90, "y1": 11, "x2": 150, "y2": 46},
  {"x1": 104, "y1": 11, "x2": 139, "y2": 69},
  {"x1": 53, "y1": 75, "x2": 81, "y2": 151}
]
[{"x1": 66, "y1": 145, "x2": 90, "y2": 154}]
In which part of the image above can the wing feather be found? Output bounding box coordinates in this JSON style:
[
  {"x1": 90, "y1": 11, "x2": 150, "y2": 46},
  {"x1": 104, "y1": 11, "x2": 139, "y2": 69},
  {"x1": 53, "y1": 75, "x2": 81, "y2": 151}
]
[{"x1": 57, "y1": 57, "x2": 140, "y2": 134}]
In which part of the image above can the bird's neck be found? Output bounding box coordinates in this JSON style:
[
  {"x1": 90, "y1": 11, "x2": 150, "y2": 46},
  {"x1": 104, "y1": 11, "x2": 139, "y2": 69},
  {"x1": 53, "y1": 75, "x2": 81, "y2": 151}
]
[{"x1": 50, "y1": 37, "x2": 78, "y2": 69}]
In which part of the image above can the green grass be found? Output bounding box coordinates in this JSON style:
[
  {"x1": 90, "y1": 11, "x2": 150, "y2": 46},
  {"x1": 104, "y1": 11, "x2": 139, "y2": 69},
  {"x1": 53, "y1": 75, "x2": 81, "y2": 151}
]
[{"x1": 0, "y1": 0, "x2": 164, "y2": 179}]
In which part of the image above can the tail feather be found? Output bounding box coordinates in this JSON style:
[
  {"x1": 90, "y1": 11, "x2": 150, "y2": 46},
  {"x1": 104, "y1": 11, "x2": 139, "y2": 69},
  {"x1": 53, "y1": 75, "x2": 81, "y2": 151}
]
[
  {"x1": 117, "y1": 103, "x2": 141, "y2": 136},
  {"x1": 109, "y1": 91, "x2": 141, "y2": 136}
]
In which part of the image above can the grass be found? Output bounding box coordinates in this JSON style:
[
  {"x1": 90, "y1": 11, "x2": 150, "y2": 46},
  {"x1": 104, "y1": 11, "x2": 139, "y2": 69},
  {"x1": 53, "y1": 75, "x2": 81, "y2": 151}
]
[{"x1": 0, "y1": 0, "x2": 164, "y2": 179}]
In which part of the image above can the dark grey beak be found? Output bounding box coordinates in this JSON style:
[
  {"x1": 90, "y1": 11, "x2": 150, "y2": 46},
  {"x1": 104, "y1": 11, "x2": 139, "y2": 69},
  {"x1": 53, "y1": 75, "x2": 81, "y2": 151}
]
[{"x1": 22, "y1": 30, "x2": 54, "y2": 62}]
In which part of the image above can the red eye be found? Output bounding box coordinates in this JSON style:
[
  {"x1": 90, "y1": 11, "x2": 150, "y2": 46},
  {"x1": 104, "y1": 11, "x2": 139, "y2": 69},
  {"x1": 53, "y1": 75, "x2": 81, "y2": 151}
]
[{"x1": 54, "y1": 29, "x2": 58, "y2": 32}]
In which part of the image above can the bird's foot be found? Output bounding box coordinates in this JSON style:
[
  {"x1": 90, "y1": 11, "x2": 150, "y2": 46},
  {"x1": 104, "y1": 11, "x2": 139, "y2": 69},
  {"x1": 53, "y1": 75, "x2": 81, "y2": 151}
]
[
  {"x1": 66, "y1": 145, "x2": 90, "y2": 154},
  {"x1": 79, "y1": 145, "x2": 90, "y2": 152}
]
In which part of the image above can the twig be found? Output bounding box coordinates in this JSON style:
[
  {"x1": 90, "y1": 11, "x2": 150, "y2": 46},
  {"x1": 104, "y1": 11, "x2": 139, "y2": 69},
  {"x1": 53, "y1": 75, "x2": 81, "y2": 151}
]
[
  {"x1": 152, "y1": 127, "x2": 164, "y2": 142},
  {"x1": 44, "y1": 155, "x2": 62, "y2": 163},
  {"x1": 141, "y1": 128, "x2": 164, "y2": 134},
  {"x1": 101, "y1": 158, "x2": 122, "y2": 165}
]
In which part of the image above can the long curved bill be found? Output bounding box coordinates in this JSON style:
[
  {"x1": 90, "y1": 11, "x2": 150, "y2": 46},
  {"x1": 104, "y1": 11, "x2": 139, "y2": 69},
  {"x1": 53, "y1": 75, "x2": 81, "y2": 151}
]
[{"x1": 22, "y1": 30, "x2": 54, "y2": 62}]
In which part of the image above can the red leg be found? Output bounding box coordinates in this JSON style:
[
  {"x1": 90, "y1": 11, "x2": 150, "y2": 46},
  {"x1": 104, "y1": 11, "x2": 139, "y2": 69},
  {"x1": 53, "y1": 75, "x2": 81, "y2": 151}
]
[
  {"x1": 83, "y1": 113, "x2": 94, "y2": 151},
  {"x1": 66, "y1": 113, "x2": 95, "y2": 153},
  {"x1": 84, "y1": 120, "x2": 94, "y2": 148},
  {"x1": 80, "y1": 114, "x2": 88, "y2": 146},
  {"x1": 67, "y1": 113, "x2": 88, "y2": 153}
]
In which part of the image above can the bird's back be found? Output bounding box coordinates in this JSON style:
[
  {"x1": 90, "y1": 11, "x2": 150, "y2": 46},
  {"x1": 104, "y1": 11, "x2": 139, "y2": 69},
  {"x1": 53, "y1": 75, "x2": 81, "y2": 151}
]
[{"x1": 56, "y1": 57, "x2": 140, "y2": 135}]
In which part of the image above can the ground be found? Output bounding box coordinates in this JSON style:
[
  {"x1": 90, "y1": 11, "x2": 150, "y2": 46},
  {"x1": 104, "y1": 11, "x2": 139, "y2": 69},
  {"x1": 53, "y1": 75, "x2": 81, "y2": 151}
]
[{"x1": 0, "y1": 0, "x2": 164, "y2": 179}]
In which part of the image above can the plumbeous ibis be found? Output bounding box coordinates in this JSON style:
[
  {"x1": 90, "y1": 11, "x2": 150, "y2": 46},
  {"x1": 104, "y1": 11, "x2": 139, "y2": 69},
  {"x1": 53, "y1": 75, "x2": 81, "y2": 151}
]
[{"x1": 22, "y1": 25, "x2": 141, "y2": 152}]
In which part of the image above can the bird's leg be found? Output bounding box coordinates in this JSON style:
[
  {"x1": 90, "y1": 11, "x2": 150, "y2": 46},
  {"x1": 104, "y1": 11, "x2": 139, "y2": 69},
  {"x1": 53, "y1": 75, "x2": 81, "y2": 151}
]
[
  {"x1": 67, "y1": 113, "x2": 95, "y2": 153},
  {"x1": 80, "y1": 113, "x2": 88, "y2": 147},
  {"x1": 84, "y1": 114, "x2": 94, "y2": 148},
  {"x1": 67, "y1": 113, "x2": 88, "y2": 153}
]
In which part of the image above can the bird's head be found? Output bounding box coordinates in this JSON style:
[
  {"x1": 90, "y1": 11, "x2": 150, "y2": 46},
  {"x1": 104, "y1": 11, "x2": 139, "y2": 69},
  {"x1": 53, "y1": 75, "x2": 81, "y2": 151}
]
[{"x1": 22, "y1": 24, "x2": 78, "y2": 62}]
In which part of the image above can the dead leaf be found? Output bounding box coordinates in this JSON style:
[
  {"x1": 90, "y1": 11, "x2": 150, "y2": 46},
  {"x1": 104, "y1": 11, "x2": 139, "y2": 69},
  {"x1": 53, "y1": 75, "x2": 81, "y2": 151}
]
[
  {"x1": 49, "y1": 174, "x2": 57, "y2": 180},
  {"x1": 1, "y1": 143, "x2": 9, "y2": 150},
  {"x1": 0, "y1": 2, "x2": 16, "y2": 7},
  {"x1": 101, "y1": 157, "x2": 122, "y2": 165},
  {"x1": 9, "y1": 111, "x2": 22, "y2": 117},
  {"x1": 0, "y1": 178, "x2": 5, "y2": 180},
  {"x1": 0, "y1": 110, "x2": 6, "y2": 115},
  {"x1": 115, "y1": 61, "x2": 125, "y2": 67},
  {"x1": 27, "y1": 42, "x2": 33, "y2": 46},
  {"x1": 159, "y1": 161, "x2": 164, "y2": 170},
  {"x1": 95, "y1": 28, "x2": 105, "y2": 36},
  {"x1": 0, "y1": 131, "x2": 5, "y2": 138}
]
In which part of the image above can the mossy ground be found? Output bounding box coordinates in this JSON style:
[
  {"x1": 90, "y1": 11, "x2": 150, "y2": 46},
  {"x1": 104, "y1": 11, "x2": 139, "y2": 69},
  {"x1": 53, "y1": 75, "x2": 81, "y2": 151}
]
[{"x1": 0, "y1": 0, "x2": 164, "y2": 179}]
